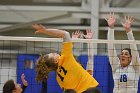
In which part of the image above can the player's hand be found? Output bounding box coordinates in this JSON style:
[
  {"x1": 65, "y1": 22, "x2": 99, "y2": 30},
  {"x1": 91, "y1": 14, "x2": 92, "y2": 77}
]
[
  {"x1": 87, "y1": 70, "x2": 93, "y2": 75},
  {"x1": 72, "y1": 30, "x2": 81, "y2": 39},
  {"x1": 121, "y1": 16, "x2": 134, "y2": 33},
  {"x1": 83, "y1": 29, "x2": 94, "y2": 39},
  {"x1": 32, "y1": 24, "x2": 47, "y2": 34},
  {"x1": 21, "y1": 73, "x2": 28, "y2": 86},
  {"x1": 105, "y1": 12, "x2": 116, "y2": 29}
]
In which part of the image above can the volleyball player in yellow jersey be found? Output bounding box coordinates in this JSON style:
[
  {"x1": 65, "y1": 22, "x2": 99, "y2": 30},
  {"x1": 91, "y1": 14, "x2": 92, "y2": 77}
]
[{"x1": 32, "y1": 24, "x2": 99, "y2": 93}]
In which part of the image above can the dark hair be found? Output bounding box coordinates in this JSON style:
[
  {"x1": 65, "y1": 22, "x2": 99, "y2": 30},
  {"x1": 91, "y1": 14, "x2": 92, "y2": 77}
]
[
  {"x1": 82, "y1": 87, "x2": 101, "y2": 93},
  {"x1": 63, "y1": 89, "x2": 77, "y2": 93},
  {"x1": 35, "y1": 54, "x2": 58, "y2": 82},
  {"x1": 3, "y1": 79, "x2": 16, "y2": 93},
  {"x1": 122, "y1": 48, "x2": 132, "y2": 57}
]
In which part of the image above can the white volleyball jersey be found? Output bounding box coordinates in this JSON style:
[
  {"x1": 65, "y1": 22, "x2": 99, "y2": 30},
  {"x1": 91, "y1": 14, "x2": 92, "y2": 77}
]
[
  {"x1": 108, "y1": 28, "x2": 140, "y2": 93},
  {"x1": 113, "y1": 65, "x2": 139, "y2": 93}
]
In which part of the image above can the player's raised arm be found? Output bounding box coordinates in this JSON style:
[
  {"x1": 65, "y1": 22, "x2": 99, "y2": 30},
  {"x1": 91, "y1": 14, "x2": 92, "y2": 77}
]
[
  {"x1": 105, "y1": 12, "x2": 120, "y2": 72},
  {"x1": 122, "y1": 16, "x2": 140, "y2": 72},
  {"x1": 83, "y1": 29, "x2": 94, "y2": 75},
  {"x1": 32, "y1": 24, "x2": 71, "y2": 42}
]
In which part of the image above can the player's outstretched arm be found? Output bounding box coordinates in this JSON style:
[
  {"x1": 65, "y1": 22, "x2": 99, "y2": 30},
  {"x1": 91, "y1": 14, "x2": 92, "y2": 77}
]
[
  {"x1": 105, "y1": 12, "x2": 119, "y2": 72},
  {"x1": 32, "y1": 24, "x2": 71, "y2": 42},
  {"x1": 123, "y1": 16, "x2": 140, "y2": 71},
  {"x1": 83, "y1": 29, "x2": 94, "y2": 75}
]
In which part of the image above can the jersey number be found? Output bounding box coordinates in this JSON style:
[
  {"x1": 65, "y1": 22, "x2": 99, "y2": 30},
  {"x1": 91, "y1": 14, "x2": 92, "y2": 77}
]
[
  {"x1": 57, "y1": 66, "x2": 67, "y2": 82},
  {"x1": 120, "y1": 74, "x2": 127, "y2": 82}
]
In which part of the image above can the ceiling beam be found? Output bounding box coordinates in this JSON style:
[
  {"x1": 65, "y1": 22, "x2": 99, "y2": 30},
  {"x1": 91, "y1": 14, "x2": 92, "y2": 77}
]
[
  {"x1": 1, "y1": 5, "x2": 140, "y2": 13},
  {"x1": 0, "y1": 5, "x2": 88, "y2": 12},
  {"x1": 101, "y1": 7, "x2": 140, "y2": 13},
  {"x1": 0, "y1": 13, "x2": 71, "y2": 32},
  {"x1": 110, "y1": 0, "x2": 133, "y2": 7}
]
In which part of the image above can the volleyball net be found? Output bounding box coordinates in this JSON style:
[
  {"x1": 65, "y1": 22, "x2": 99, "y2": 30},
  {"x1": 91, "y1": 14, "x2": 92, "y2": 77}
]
[{"x1": 0, "y1": 36, "x2": 139, "y2": 93}]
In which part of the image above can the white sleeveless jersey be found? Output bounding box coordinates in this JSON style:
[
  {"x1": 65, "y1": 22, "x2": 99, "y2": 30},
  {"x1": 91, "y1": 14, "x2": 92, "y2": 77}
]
[
  {"x1": 108, "y1": 28, "x2": 140, "y2": 93},
  {"x1": 113, "y1": 65, "x2": 139, "y2": 93}
]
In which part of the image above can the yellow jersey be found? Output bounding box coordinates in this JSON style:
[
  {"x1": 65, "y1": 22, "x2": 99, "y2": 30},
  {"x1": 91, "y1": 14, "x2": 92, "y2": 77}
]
[{"x1": 56, "y1": 42, "x2": 99, "y2": 93}]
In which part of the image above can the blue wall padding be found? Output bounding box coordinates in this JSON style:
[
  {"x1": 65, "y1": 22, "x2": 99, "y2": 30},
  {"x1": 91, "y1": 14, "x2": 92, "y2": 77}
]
[
  {"x1": 17, "y1": 54, "x2": 140, "y2": 93},
  {"x1": 17, "y1": 54, "x2": 43, "y2": 93},
  {"x1": 78, "y1": 55, "x2": 112, "y2": 93},
  {"x1": 47, "y1": 71, "x2": 63, "y2": 93}
]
